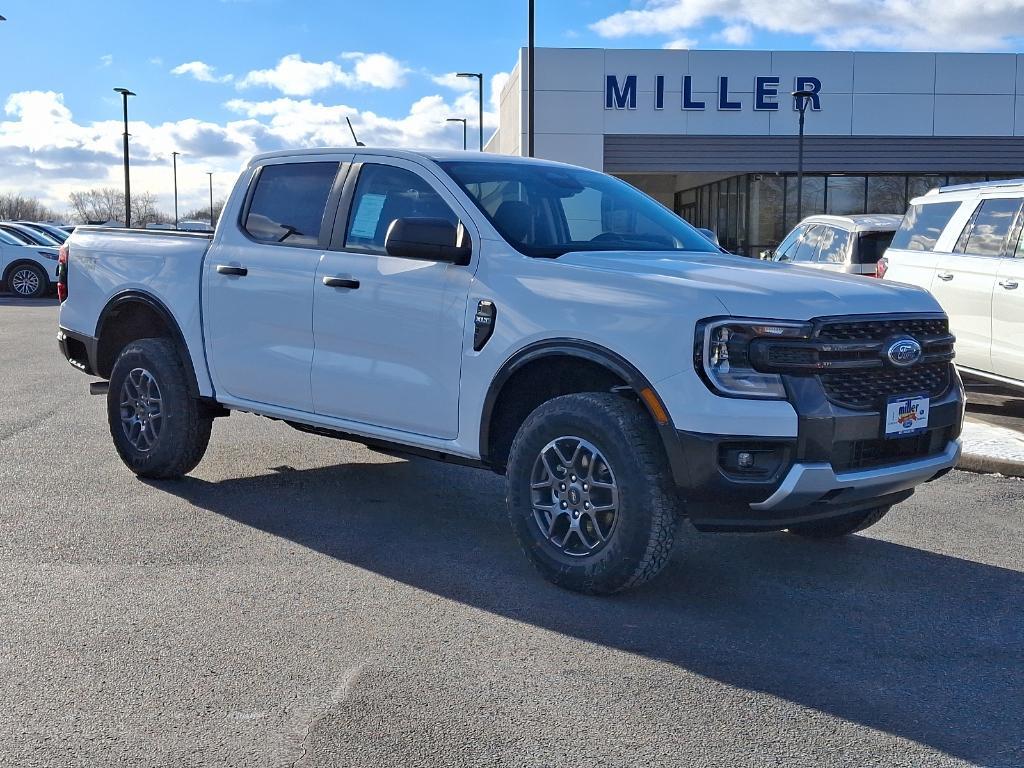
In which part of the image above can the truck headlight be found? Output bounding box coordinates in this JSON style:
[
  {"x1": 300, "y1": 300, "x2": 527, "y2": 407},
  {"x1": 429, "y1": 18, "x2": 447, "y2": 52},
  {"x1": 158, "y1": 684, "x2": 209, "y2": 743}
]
[{"x1": 696, "y1": 319, "x2": 811, "y2": 399}]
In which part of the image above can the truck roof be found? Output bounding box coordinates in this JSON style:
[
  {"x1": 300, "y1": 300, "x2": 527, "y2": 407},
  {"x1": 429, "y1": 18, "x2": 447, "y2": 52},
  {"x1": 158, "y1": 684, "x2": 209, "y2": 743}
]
[{"x1": 247, "y1": 147, "x2": 580, "y2": 170}]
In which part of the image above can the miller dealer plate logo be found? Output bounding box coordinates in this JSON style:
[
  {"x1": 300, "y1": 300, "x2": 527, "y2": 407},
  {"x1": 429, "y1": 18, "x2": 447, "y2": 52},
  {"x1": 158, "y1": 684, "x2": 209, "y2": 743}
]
[{"x1": 886, "y1": 338, "x2": 923, "y2": 367}]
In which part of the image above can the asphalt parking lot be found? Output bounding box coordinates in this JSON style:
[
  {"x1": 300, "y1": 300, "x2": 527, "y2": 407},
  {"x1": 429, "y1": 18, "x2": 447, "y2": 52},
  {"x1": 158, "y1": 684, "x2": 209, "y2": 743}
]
[{"x1": 2, "y1": 296, "x2": 1023, "y2": 768}]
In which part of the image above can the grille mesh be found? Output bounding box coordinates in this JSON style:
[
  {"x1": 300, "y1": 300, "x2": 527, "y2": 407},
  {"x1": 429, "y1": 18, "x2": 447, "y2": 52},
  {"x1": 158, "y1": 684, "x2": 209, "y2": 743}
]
[
  {"x1": 819, "y1": 362, "x2": 952, "y2": 410},
  {"x1": 817, "y1": 317, "x2": 949, "y2": 342}
]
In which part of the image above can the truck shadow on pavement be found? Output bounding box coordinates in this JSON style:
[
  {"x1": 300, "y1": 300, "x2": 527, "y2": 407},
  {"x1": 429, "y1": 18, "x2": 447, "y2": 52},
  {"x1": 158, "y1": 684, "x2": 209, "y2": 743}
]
[{"x1": 153, "y1": 458, "x2": 1024, "y2": 766}]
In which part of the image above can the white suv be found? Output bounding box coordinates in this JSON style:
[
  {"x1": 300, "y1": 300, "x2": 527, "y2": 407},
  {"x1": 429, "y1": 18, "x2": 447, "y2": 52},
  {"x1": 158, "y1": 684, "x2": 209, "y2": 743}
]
[{"x1": 880, "y1": 179, "x2": 1024, "y2": 389}]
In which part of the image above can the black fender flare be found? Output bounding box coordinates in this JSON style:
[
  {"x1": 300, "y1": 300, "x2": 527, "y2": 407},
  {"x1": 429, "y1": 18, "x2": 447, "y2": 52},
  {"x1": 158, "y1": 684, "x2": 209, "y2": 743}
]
[
  {"x1": 94, "y1": 290, "x2": 201, "y2": 397},
  {"x1": 479, "y1": 338, "x2": 690, "y2": 486}
]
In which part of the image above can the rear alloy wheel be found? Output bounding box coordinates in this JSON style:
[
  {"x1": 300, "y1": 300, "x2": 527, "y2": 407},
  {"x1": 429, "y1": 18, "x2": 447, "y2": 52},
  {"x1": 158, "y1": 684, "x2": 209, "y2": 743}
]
[
  {"x1": 107, "y1": 338, "x2": 212, "y2": 479},
  {"x1": 9, "y1": 264, "x2": 47, "y2": 298},
  {"x1": 507, "y1": 392, "x2": 679, "y2": 595}
]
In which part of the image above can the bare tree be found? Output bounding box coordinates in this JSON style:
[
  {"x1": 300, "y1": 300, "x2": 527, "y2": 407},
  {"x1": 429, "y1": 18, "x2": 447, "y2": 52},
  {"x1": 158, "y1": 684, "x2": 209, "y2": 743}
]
[
  {"x1": 0, "y1": 193, "x2": 60, "y2": 222},
  {"x1": 182, "y1": 199, "x2": 225, "y2": 226},
  {"x1": 67, "y1": 188, "x2": 170, "y2": 227}
]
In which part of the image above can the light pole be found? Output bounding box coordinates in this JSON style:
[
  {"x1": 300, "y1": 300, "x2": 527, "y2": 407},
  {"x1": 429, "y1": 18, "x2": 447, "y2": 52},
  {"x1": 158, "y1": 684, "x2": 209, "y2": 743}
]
[
  {"x1": 171, "y1": 151, "x2": 180, "y2": 229},
  {"x1": 791, "y1": 89, "x2": 814, "y2": 223},
  {"x1": 113, "y1": 87, "x2": 135, "y2": 227},
  {"x1": 206, "y1": 172, "x2": 214, "y2": 228},
  {"x1": 527, "y1": 0, "x2": 535, "y2": 157},
  {"x1": 456, "y1": 72, "x2": 483, "y2": 151},
  {"x1": 446, "y1": 118, "x2": 467, "y2": 150}
]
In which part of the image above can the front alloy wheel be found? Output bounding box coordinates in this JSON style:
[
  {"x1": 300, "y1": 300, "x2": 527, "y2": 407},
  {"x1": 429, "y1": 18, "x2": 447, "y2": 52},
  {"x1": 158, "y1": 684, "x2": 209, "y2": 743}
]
[
  {"x1": 10, "y1": 265, "x2": 46, "y2": 298},
  {"x1": 530, "y1": 436, "x2": 619, "y2": 556}
]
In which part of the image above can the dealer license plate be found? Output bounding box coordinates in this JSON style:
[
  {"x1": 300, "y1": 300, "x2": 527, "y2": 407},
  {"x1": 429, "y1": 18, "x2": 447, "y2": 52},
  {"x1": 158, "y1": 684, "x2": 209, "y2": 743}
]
[{"x1": 884, "y1": 394, "x2": 930, "y2": 438}]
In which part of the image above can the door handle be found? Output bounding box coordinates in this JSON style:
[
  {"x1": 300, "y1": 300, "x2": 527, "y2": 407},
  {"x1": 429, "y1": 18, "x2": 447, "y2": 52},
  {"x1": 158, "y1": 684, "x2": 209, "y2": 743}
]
[
  {"x1": 323, "y1": 276, "x2": 360, "y2": 289},
  {"x1": 216, "y1": 265, "x2": 248, "y2": 277},
  {"x1": 999, "y1": 279, "x2": 1019, "y2": 290},
  {"x1": 936, "y1": 271, "x2": 954, "y2": 281}
]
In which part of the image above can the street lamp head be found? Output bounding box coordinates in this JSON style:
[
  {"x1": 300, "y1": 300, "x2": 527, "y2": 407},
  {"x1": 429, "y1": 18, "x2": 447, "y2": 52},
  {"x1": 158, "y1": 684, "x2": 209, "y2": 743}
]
[
  {"x1": 456, "y1": 72, "x2": 482, "y2": 79},
  {"x1": 114, "y1": 87, "x2": 136, "y2": 97},
  {"x1": 446, "y1": 117, "x2": 466, "y2": 123}
]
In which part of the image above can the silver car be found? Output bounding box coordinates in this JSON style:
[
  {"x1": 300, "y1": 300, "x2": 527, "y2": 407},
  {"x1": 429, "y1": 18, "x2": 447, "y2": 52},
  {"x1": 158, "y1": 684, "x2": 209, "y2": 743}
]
[{"x1": 769, "y1": 214, "x2": 902, "y2": 276}]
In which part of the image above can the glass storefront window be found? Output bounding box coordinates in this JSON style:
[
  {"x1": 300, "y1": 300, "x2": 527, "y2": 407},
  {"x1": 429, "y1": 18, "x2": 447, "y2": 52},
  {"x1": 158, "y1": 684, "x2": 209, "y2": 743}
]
[
  {"x1": 907, "y1": 175, "x2": 944, "y2": 201},
  {"x1": 826, "y1": 176, "x2": 866, "y2": 215},
  {"x1": 867, "y1": 176, "x2": 907, "y2": 213},
  {"x1": 749, "y1": 175, "x2": 785, "y2": 256},
  {"x1": 785, "y1": 175, "x2": 825, "y2": 230}
]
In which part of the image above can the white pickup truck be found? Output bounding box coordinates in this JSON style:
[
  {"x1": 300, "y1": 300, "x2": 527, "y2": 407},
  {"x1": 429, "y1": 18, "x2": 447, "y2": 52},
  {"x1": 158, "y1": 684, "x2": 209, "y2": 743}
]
[{"x1": 57, "y1": 148, "x2": 964, "y2": 594}]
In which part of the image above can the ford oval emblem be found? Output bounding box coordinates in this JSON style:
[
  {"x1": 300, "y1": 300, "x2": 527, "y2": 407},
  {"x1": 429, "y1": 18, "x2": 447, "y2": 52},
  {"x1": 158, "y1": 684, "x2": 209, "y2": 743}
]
[{"x1": 886, "y1": 338, "x2": 923, "y2": 367}]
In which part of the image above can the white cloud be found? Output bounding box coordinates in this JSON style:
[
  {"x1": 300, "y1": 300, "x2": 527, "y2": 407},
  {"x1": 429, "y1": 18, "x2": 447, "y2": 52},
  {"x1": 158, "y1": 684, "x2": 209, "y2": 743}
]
[
  {"x1": 717, "y1": 24, "x2": 752, "y2": 46},
  {"x1": 171, "y1": 61, "x2": 234, "y2": 84},
  {"x1": 663, "y1": 37, "x2": 698, "y2": 50},
  {"x1": 591, "y1": 0, "x2": 1024, "y2": 50},
  {"x1": 238, "y1": 52, "x2": 407, "y2": 96},
  {"x1": 432, "y1": 72, "x2": 478, "y2": 92},
  {"x1": 99, "y1": 54, "x2": 113, "y2": 68},
  {"x1": 149, "y1": 57, "x2": 164, "y2": 67}
]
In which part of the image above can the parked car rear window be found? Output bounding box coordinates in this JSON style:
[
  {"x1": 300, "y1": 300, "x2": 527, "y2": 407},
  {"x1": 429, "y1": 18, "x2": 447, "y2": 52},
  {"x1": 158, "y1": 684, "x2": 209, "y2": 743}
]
[
  {"x1": 855, "y1": 231, "x2": 896, "y2": 264},
  {"x1": 244, "y1": 162, "x2": 339, "y2": 247},
  {"x1": 889, "y1": 201, "x2": 961, "y2": 252},
  {"x1": 956, "y1": 197, "x2": 1023, "y2": 258}
]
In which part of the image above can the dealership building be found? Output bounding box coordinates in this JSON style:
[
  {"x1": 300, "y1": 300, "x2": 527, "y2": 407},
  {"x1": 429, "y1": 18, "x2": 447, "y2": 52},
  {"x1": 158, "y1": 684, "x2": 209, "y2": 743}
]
[{"x1": 487, "y1": 48, "x2": 1024, "y2": 255}]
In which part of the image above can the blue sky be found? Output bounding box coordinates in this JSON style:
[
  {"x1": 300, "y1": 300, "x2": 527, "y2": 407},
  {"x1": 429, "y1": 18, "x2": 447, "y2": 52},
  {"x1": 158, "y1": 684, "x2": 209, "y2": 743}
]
[{"x1": 1, "y1": 0, "x2": 1023, "y2": 215}]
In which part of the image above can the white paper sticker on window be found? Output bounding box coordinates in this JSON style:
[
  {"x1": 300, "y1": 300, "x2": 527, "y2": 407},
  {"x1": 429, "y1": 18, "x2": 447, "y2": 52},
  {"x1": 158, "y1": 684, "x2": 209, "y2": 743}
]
[{"x1": 350, "y1": 193, "x2": 386, "y2": 239}]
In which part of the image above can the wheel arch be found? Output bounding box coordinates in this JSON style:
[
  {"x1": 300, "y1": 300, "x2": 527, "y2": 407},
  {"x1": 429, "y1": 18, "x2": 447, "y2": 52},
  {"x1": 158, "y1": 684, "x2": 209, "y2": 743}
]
[
  {"x1": 94, "y1": 290, "x2": 200, "y2": 396},
  {"x1": 479, "y1": 339, "x2": 687, "y2": 484}
]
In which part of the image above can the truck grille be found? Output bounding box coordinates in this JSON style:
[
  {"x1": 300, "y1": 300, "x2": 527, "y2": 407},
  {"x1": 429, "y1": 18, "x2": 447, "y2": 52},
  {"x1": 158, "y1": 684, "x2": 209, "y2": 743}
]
[
  {"x1": 819, "y1": 361, "x2": 952, "y2": 410},
  {"x1": 832, "y1": 427, "x2": 952, "y2": 472},
  {"x1": 749, "y1": 314, "x2": 956, "y2": 411}
]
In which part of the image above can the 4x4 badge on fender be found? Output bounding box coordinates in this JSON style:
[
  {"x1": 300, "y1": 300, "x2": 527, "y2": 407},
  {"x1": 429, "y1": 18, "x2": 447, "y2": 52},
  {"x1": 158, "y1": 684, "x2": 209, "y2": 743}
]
[{"x1": 886, "y1": 338, "x2": 923, "y2": 367}]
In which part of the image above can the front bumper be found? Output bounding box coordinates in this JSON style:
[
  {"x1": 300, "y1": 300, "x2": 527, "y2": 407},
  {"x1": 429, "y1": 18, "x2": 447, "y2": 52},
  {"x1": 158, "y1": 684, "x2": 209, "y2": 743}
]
[{"x1": 665, "y1": 365, "x2": 964, "y2": 531}]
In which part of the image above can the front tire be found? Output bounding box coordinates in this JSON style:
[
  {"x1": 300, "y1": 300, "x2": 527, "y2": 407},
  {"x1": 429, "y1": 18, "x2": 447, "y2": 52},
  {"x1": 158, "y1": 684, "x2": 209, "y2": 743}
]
[
  {"x1": 506, "y1": 392, "x2": 679, "y2": 595},
  {"x1": 8, "y1": 263, "x2": 48, "y2": 298},
  {"x1": 787, "y1": 506, "x2": 891, "y2": 539},
  {"x1": 107, "y1": 338, "x2": 212, "y2": 479}
]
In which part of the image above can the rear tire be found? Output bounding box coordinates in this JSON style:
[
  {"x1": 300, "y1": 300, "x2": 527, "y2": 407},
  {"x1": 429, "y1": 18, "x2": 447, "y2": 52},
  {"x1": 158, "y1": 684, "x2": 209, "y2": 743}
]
[
  {"x1": 7, "y1": 263, "x2": 48, "y2": 298},
  {"x1": 107, "y1": 338, "x2": 212, "y2": 479},
  {"x1": 787, "y1": 506, "x2": 891, "y2": 539},
  {"x1": 506, "y1": 392, "x2": 679, "y2": 595}
]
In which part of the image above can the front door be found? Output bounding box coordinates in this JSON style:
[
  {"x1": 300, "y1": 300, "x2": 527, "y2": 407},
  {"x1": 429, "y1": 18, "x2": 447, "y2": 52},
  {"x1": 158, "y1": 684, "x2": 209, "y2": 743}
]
[
  {"x1": 310, "y1": 159, "x2": 475, "y2": 439},
  {"x1": 204, "y1": 159, "x2": 345, "y2": 412},
  {"x1": 992, "y1": 230, "x2": 1024, "y2": 382}
]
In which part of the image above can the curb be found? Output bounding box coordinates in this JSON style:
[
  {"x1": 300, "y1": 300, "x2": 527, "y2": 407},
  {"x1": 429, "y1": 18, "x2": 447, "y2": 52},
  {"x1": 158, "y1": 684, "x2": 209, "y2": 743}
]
[{"x1": 957, "y1": 419, "x2": 1024, "y2": 478}]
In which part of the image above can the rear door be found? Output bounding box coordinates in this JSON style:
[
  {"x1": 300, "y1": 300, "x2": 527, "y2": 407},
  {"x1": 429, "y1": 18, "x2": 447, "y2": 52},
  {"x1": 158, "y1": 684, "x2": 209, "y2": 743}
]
[
  {"x1": 204, "y1": 158, "x2": 349, "y2": 412},
  {"x1": 992, "y1": 218, "x2": 1024, "y2": 382},
  {"x1": 309, "y1": 158, "x2": 476, "y2": 438},
  {"x1": 931, "y1": 196, "x2": 1022, "y2": 373},
  {"x1": 884, "y1": 200, "x2": 963, "y2": 289}
]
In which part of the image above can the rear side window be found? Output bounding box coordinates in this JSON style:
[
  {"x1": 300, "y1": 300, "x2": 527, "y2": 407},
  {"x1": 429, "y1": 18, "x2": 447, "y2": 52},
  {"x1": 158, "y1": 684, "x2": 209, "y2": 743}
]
[
  {"x1": 815, "y1": 227, "x2": 852, "y2": 264},
  {"x1": 855, "y1": 231, "x2": 896, "y2": 264},
  {"x1": 890, "y1": 201, "x2": 961, "y2": 252},
  {"x1": 244, "y1": 162, "x2": 339, "y2": 248},
  {"x1": 955, "y1": 197, "x2": 1023, "y2": 257}
]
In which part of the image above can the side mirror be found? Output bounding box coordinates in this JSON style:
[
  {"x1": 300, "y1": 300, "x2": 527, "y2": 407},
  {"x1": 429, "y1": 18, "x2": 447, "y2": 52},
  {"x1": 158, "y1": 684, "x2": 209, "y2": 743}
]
[
  {"x1": 384, "y1": 217, "x2": 472, "y2": 265},
  {"x1": 759, "y1": 249, "x2": 774, "y2": 261}
]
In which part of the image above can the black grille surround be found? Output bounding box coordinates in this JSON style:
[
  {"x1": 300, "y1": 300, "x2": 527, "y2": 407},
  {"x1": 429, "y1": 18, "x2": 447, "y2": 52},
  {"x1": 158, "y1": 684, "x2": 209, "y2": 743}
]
[{"x1": 749, "y1": 314, "x2": 956, "y2": 411}]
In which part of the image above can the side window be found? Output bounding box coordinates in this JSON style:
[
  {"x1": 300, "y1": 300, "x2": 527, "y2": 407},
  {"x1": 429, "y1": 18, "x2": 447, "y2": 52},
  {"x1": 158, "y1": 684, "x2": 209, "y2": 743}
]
[
  {"x1": 815, "y1": 227, "x2": 852, "y2": 264},
  {"x1": 957, "y1": 198, "x2": 1023, "y2": 257},
  {"x1": 792, "y1": 225, "x2": 823, "y2": 262},
  {"x1": 774, "y1": 226, "x2": 804, "y2": 261},
  {"x1": 345, "y1": 164, "x2": 458, "y2": 255},
  {"x1": 889, "y1": 201, "x2": 961, "y2": 252},
  {"x1": 244, "y1": 162, "x2": 339, "y2": 247}
]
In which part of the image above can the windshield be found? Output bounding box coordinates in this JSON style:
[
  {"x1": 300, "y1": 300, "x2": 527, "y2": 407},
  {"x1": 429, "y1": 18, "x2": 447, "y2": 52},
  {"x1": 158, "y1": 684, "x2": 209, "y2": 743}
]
[{"x1": 439, "y1": 161, "x2": 719, "y2": 258}]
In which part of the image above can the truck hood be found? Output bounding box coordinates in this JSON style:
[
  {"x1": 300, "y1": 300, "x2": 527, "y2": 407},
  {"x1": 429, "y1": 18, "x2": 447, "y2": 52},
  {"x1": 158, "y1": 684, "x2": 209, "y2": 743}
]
[{"x1": 556, "y1": 250, "x2": 940, "y2": 319}]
